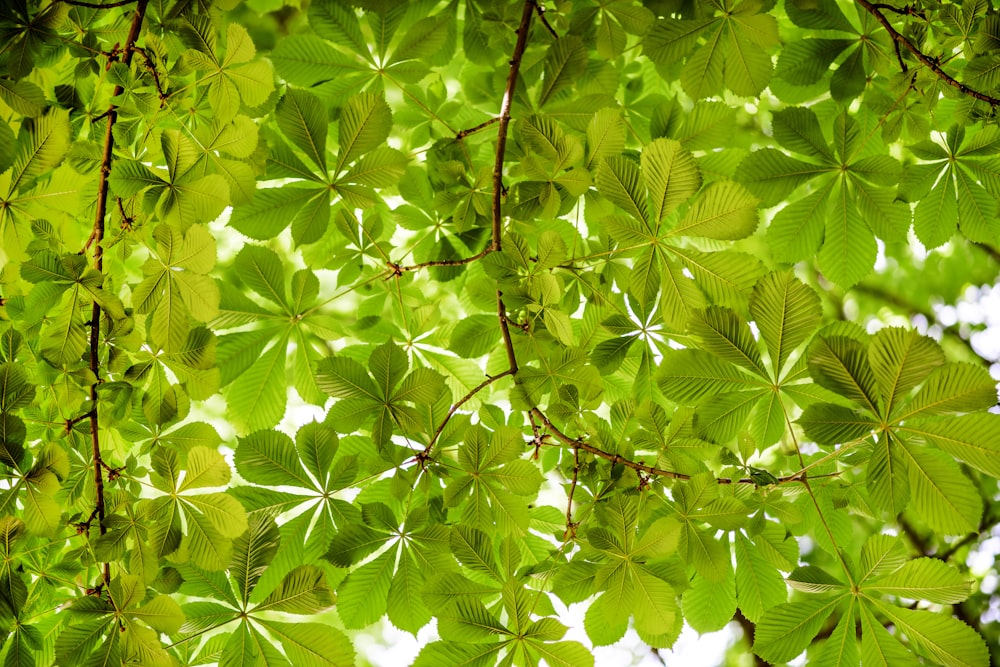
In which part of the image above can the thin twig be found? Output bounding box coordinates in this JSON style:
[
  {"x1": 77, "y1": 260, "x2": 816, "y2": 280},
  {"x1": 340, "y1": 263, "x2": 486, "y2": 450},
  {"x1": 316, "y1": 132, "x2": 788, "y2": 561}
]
[
  {"x1": 530, "y1": 408, "x2": 691, "y2": 481},
  {"x1": 456, "y1": 116, "x2": 500, "y2": 140},
  {"x1": 869, "y1": 2, "x2": 926, "y2": 17},
  {"x1": 59, "y1": 0, "x2": 137, "y2": 7},
  {"x1": 532, "y1": 0, "x2": 559, "y2": 39},
  {"x1": 387, "y1": 247, "x2": 492, "y2": 274},
  {"x1": 88, "y1": 0, "x2": 149, "y2": 591},
  {"x1": 421, "y1": 369, "x2": 516, "y2": 457},
  {"x1": 131, "y1": 45, "x2": 166, "y2": 106},
  {"x1": 857, "y1": 0, "x2": 1000, "y2": 106},
  {"x1": 65, "y1": 410, "x2": 96, "y2": 433}
]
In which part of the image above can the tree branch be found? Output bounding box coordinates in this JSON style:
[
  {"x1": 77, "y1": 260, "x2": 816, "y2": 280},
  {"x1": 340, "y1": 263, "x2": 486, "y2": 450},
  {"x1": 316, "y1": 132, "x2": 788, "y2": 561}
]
[
  {"x1": 491, "y1": 0, "x2": 535, "y2": 252},
  {"x1": 88, "y1": 0, "x2": 149, "y2": 589},
  {"x1": 856, "y1": 0, "x2": 1000, "y2": 107},
  {"x1": 387, "y1": 248, "x2": 492, "y2": 274},
  {"x1": 420, "y1": 368, "x2": 516, "y2": 458},
  {"x1": 59, "y1": 0, "x2": 138, "y2": 7},
  {"x1": 456, "y1": 116, "x2": 500, "y2": 140},
  {"x1": 533, "y1": 0, "x2": 559, "y2": 40},
  {"x1": 734, "y1": 609, "x2": 769, "y2": 667}
]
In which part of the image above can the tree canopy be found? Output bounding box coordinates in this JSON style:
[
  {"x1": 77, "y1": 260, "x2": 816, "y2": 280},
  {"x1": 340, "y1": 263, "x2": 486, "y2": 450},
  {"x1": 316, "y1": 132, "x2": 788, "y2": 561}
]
[{"x1": 0, "y1": 0, "x2": 999, "y2": 665}]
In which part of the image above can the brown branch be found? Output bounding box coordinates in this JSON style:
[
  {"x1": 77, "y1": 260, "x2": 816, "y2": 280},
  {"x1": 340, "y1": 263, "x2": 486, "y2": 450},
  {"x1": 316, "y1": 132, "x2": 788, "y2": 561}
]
[
  {"x1": 974, "y1": 241, "x2": 1000, "y2": 265},
  {"x1": 421, "y1": 368, "x2": 516, "y2": 458},
  {"x1": 456, "y1": 116, "x2": 500, "y2": 140},
  {"x1": 65, "y1": 410, "x2": 96, "y2": 433},
  {"x1": 533, "y1": 0, "x2": 559, "y2": 40},
  {"x1": 88, "y1": 0, "x2": 149, "y2": 590},
  {"x1": 388, "y1": 247, "x2": 492, "y2": 274},
  {"x1": 59, "y1": 0, "x2": 137, "y2": 7},
  {"x1": 734, "y1": 609, "x2": 769, "y2": 667},
  {"x1": 564, "y1": 442, "x2": 580, "y2": 539},
  {"x1": 131, "y1": 45, "x2": 166, "y2": 106},
  {"x1": 869, "y1": 2, "x2": 926, "y2": 18},
  {"x1": 531, "y1": 408, "x2": 691, "y2": 481},
  {"x1": 497, "y1": 291, "x2": 519, "y2": 375},
  {"x1": 851, "y1": 282, "x2": 993, "y2": 367},
  {"x1": 491, "y1": 0, "x2": 535, "y2": 252},
  {"x1": 856, "y1": 0, "x2": 1000, "y2": 106},
  {"x1": 528, "y1": 408, "x2": 810, "y2": 485}
]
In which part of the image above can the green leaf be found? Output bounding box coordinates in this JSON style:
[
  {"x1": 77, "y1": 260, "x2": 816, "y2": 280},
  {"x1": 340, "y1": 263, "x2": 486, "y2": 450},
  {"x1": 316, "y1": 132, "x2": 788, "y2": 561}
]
[
  {"x1": 869, "y1": 328, "x2": 945, "y2": 417},
  {"x1": 903, "y1": 414, "x2": 1000, "y2": 478},
  {"x1": 538, "y1": 36, "x2": 588, "y2": 108},
  {"x1": 336, "y1": 549, "x2": 394, "y2": 628},
  {"x1": 226, "y1": 337, "x2": 289, "y2": 433},
  {"x1": 735, "y1": 532, "x2": 788, "y2": 623},
  {"x1": 750, "y1": 271, "x2": 821, "y2": 378},
  {"x1": 860, "y1": 602, "x2": 914, "y2": 667},
  {"x1": 682, "y1": 570, "x2": 735, "y2": 632},
  {"x1": 277, "y1": 88, "x2": 328, "y2": 172},
  {"x1": 337, "y1": 93, "x2": 392, "y2": 173},
  {"x1": 899, "y1": 363, "x2": 998, "y2": 419},
  {"x1": 230, "y1": 515, "x2": 280, "y2": 604},
  {"x1": 641, "y1": 138, "x2": 700, "y2": 224},
  {"x1": 898, "y1": 439, "x2": 981, "y2": 534},
  {"x1": 753, "y1": 597, "x2": 843, "y2": 664},
  {"x1": 315, "y1": 356, "x2": 380, "y2": 401},
  {"x1": 235, "y1": 429, "x2": 312, "y2": 488},
  {"x1": 597, "y1": 156, "x2": 648, "y2": 225},
  {"x1": 233, "y1": 246, "x2": 288, "y2": 310},
  {"x1": 257, "y1": 620, "x2": 355, "y2": 667},
  {"x1": 256, "y1": 565, "x2": 334, "y2": 614},
  {"x1": 689, "y1": 306, "x2": 766, "y2": 377},
  {"x1": 874, "y1": 603, "x2": 989, "y2": 667},
  {"x1": 672, "y1": 181, "x2": 758, "y2": 240},
  {"x1": 808, "y1": 334, "x2": 880, "y2": 416},
  {"x1": 814, "y1": 602, "x2": 859, "y2": 667},
  {"x1": 866, "y1": 558, "x2": 973, "y2": 603}
]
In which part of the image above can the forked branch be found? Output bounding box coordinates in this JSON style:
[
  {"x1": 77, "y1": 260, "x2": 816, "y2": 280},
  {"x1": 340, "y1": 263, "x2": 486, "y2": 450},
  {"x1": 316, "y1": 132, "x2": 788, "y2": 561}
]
[{"x1": 857, "y1": 0, "x2": 1000, "y2": 107}]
